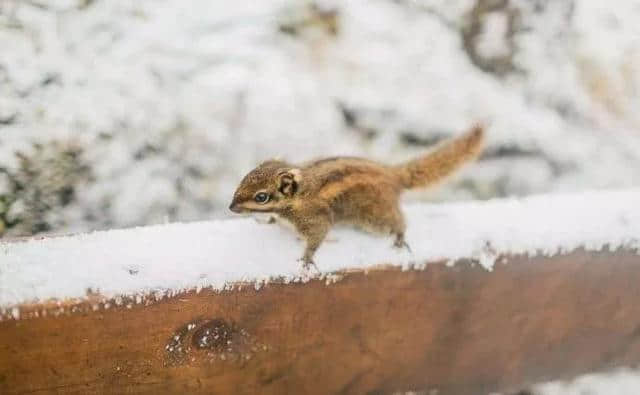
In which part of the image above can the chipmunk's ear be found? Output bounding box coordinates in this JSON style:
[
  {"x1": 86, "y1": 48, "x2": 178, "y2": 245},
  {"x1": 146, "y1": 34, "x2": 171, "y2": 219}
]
[{"x1": 277, "y1": 168, "x2": 301, "y2": 197}]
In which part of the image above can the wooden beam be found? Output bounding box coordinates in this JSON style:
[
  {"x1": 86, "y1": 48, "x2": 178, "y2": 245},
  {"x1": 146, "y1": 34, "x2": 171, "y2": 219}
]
[{"x1": 1, "y1": 249, "x2": 640, "y2": 394}]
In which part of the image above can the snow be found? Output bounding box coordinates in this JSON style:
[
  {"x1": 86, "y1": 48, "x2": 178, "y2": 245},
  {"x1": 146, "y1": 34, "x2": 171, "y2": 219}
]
[
  {"x1": 1, "y1": 1, "x2": 640, "y2": 234},
  {"x1": 533, "y1": 368, "x2": 640, "y2": 395},
  {"x1": 475, "y1": 11, "x2": 511, "y2": 59},
  {"x1": 1, "y1": 188, "x2": 639, "y2": 311}
]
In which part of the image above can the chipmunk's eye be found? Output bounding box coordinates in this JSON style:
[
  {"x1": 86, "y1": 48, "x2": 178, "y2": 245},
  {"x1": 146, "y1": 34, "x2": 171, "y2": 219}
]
[{"x1": 254, "y1": 192, "x2": 270, "y2": 204}]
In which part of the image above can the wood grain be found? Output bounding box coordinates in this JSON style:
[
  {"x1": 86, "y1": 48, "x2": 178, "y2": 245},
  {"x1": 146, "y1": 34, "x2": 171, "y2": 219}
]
[{"x1": 2, "y1": 249, "x2": 640, "y2": 394}]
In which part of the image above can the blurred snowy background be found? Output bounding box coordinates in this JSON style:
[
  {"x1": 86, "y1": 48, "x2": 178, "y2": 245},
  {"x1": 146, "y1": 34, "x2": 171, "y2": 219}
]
[{"x1": 1, "y1": 0, "x2": 640, "y2": 237}]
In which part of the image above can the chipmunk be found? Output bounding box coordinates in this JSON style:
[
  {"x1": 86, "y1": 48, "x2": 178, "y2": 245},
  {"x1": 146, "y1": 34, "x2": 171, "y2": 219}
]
[{"x1": 229, "y1": 124, "x2": 485, "y2": 268}]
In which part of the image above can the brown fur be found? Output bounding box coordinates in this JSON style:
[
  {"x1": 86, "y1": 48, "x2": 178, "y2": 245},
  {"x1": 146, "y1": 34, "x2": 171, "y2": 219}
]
[{"x1": 229, "y1": 124, "x2": 485, "y2": 267}]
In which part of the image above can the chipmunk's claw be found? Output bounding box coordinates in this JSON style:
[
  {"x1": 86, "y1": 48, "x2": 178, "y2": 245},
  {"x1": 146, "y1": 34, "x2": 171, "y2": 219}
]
[
  {"x1": 393, "y1": 237, "x2": 412, "y2": 253},
  {"x1": 298, "y1": 257, "x2": 320, "y2": 273}
]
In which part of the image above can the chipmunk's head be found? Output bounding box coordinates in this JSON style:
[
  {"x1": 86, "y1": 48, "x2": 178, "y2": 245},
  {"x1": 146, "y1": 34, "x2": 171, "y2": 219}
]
[{"x1": 229, "y1": 160, "x2": 301, "y2": 214}]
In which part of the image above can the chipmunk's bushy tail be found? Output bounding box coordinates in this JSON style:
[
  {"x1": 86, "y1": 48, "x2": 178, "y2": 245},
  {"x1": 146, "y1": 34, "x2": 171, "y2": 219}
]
[{"x1": 394, "y1": 124, "x2": 485, "y2": 189}]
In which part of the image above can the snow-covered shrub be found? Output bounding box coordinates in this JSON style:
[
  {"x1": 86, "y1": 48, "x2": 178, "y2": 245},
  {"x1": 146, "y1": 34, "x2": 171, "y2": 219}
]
[{"x1": 0, "y1": 141, "x2": 90, "y2": 236}]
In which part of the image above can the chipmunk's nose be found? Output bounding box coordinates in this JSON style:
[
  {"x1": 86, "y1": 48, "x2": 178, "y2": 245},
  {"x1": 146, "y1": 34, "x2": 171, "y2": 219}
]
[{"x1": 229, "y1": 201, "x2": 241, "y2": 213}]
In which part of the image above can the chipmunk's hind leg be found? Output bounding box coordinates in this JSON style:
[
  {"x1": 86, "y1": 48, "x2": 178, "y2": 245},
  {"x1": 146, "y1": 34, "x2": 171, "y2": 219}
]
[
  {"x1": 387, "y1": 206, "x2": 411, "y2": 252},
  {"x1": 349, "y1": 192, "x2": 410, "y2": 252},
  {"x1": 370, "y1": 206, "x2": 411, "y2": 252},
  {"x1": 393, "y1": 231, "x2": 411, "y2": 252}
]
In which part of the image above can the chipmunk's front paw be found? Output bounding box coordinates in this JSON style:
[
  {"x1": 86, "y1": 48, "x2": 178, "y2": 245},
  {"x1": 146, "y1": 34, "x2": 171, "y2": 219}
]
[
  {"x1": 297, "y1": 257, "x2": 320, "y2": 273},
  {"x1": 393, "y1": 236, "x2": 412, "y2": 253},
  {"x1": 254, "y1": 215, "x2": 277, "y2": 225}
]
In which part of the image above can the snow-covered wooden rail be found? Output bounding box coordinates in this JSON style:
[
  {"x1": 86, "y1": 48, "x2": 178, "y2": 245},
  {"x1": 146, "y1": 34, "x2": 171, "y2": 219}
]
[{"x1": 1, "y1": 190, "x2": 639, "y2": 394}]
